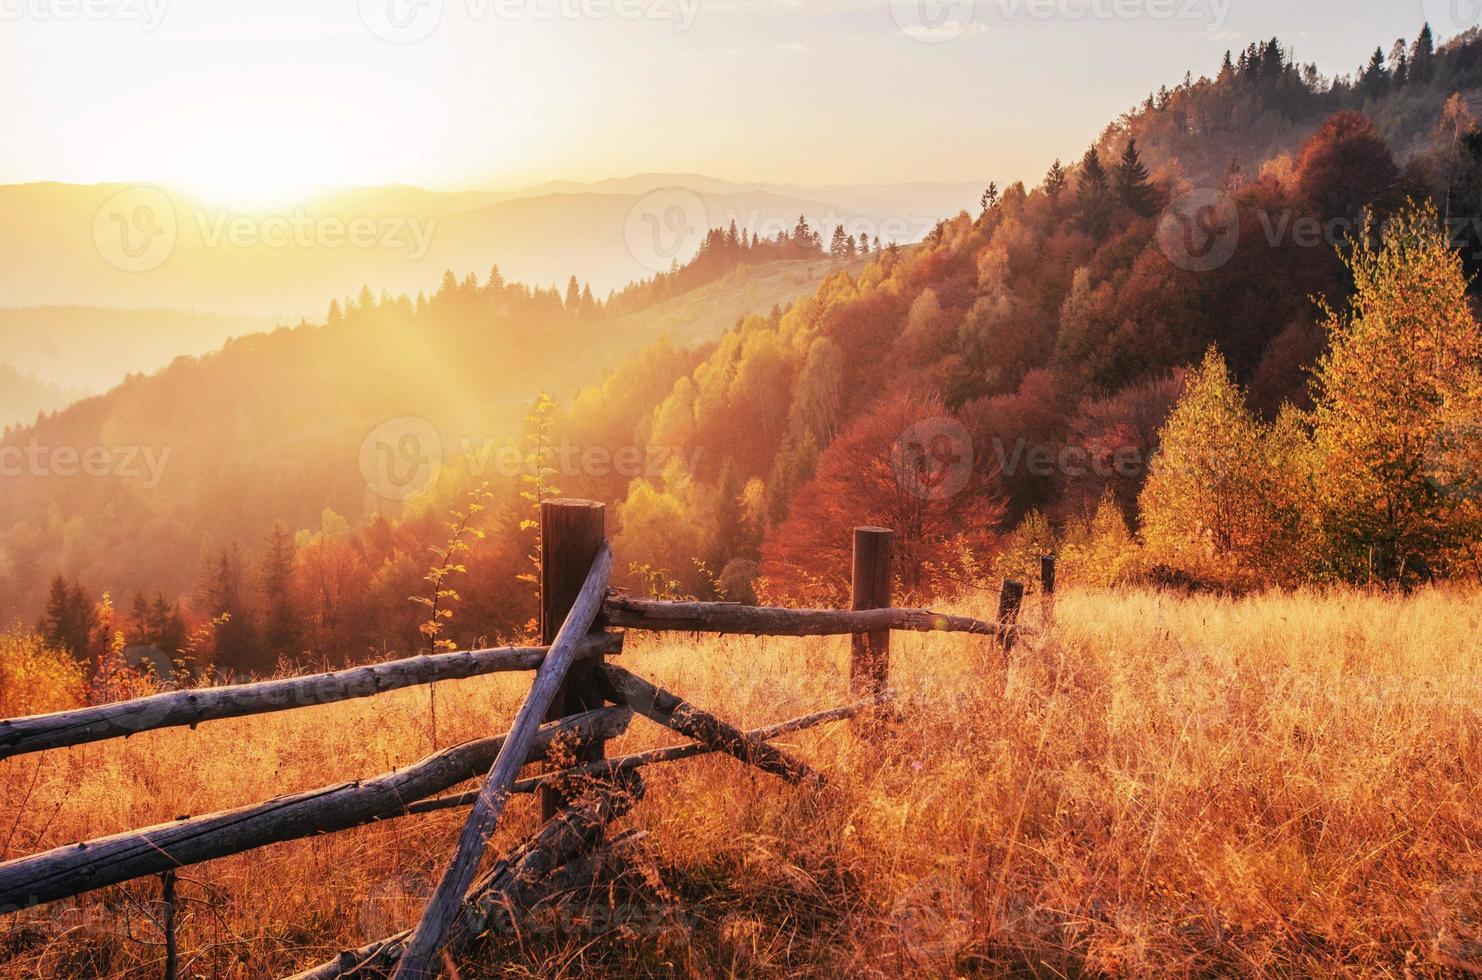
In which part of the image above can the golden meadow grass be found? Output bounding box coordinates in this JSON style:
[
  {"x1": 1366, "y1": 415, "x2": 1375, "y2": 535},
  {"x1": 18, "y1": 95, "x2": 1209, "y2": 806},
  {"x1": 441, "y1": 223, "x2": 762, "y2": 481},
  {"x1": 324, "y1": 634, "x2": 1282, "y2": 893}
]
[{"x1": 4, "y1": 587, "x2": 1482, "y2": 978}]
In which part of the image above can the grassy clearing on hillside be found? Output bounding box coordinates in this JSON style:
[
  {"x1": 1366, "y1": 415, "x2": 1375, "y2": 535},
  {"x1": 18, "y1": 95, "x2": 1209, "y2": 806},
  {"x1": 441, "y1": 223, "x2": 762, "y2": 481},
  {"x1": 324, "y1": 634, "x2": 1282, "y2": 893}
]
[{"x1": 3, "y1": 588, "x2": 1482, "y2": 978}]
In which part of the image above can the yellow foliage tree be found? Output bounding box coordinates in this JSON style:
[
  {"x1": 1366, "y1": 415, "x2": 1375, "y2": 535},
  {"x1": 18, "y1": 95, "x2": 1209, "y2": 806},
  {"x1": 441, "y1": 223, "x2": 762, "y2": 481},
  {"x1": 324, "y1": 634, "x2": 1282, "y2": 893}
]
[
  {"x1": 1062, "y1": 491, "x2": 1141, "y2": 588},
  {"x1": 0, "y1": 629, "x2": 83, "y2": 717},
  {"x1": 1310, "y1": 203, "x2": 1482, "y2": 583},
  {"x1": 1139, "y1": 349, "x2": 1271, "y2": 581}
]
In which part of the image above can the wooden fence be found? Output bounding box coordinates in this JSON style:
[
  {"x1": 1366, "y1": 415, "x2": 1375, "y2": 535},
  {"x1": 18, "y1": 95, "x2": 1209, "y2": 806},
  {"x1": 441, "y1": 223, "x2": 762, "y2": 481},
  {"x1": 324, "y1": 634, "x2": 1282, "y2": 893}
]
[{"x1": 0, "y1": 499, "x2": 1054, "y2": 980}]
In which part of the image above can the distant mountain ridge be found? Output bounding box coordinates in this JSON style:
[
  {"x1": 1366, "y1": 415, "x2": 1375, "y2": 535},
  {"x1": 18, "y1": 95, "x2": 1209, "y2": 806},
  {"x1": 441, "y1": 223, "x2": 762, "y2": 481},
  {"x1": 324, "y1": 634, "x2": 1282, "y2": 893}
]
[
  {"x1": 0, "y1": 175, "x2": 982, "y2": 319},
  {"x1": 0, "y1": 364, "x2": 86, "y2": 432}
]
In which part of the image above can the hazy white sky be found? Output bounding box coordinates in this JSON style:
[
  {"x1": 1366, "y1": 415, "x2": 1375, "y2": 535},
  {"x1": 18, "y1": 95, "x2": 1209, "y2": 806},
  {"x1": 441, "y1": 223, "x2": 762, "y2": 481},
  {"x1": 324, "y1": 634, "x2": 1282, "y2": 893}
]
[{"x1": 0, "y1": 0, "x2": 1451, "y2": 197}]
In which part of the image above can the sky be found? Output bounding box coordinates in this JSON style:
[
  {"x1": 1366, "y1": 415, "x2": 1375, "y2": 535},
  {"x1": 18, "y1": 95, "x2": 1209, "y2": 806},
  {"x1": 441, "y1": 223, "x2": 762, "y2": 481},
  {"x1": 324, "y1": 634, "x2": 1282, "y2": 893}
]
[{"x1": 0, "y1": 0, "x2": 1456, "y2": 200}]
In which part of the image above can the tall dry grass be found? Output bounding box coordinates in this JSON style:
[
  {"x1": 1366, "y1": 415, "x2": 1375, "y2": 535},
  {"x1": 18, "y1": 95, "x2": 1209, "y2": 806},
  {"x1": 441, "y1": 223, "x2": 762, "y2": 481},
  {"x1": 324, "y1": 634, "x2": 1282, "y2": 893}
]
[{"x1": 3, "y1": 587, "x2": 1482, "y2": 978}]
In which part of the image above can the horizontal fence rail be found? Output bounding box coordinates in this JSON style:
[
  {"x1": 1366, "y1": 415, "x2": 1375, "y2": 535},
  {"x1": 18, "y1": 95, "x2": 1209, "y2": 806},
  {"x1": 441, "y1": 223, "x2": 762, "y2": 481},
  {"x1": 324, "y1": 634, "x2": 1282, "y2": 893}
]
[
  {"x1": 0, "y1": 634, "x2": 621, "y2": 761},
  {"x1": 602, "y1": 595, "x2": 1024, "y2": 640},
  {"x1": 0, "y1": 708, "x2": 631, "y2": 910}
]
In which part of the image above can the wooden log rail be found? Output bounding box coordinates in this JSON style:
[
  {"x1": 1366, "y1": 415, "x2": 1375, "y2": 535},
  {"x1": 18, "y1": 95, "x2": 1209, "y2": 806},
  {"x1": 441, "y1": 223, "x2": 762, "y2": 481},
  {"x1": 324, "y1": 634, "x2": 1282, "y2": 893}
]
[
  {"x1": 603, "y1": 594, "x2": 1025, "y2": 640},
  {"x1": 0, "y1": 634, "x2": 621, "y2": 761},
  {"x1": 596, "y1": 663, "x2": 822, "y2": 785},
  {"x1": 401, "y1": 692, "x2": 893, "y2": 819},
  {"x1": 0, "y1": 707, "x2": 631, "y2": 911}
]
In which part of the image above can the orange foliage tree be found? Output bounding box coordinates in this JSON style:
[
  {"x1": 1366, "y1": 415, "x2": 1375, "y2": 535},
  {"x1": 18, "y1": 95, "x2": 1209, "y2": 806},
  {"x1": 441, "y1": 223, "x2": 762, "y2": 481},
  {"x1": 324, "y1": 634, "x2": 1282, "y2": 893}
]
[{"x1": 760, "y1": 391, "x2": 1005, "y2": 605}]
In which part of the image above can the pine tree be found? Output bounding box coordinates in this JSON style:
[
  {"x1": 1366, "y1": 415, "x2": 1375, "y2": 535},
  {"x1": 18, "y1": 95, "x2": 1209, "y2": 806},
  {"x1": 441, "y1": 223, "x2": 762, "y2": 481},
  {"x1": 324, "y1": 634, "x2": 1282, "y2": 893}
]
[
  {"x1": 1115, "y1": 138, "x2": 1158, "y2": 217},
  {"x1": 1044, "y1": 158, "x2": 1068, "y2": 211},
  {"x1": 149, "y1": 593, "x2": 187, "y2": 656},
  {"x1": 830, "y1": 224, "x2": 850, "y2": 258},
  {"x1": 1390, "y1": 38, "x2": 1410, "y2": 87},
  {"x1": 710, "y1": 459, "x2": 749, "y2": 570},
  {"x1": 981, "y1": 182, "x2": 999, "y2": 214},
  {"x1": 564, "y1": 275, "x2": 581, "y2": 314},
  {"x1": 793, "y1": 215, "x2": 812, "y2": 246},
  {"x1": 1361, "y1": 46, "x2": 1390, "y2": 98},
  {"x1": 130, "y1": 593, "x2": 150, "y2": 645},
  {"x1": 258, "y1": 522, "x2": 301, "y2": 660},
  {"x1": 40, "y1": 576, "x2": 96, "y2": 661},
  {"x1": 486, "y1": 264, "x2": 505, "y2": 290},
  {"x1": 1077, "y1": 146, "x2": 1113, "y2": 235},
  {"x1": 858, "y1": 232, "x2": 870, "y2": 255},
  {"x1": 203, "y1": 546, "x2": 260, "y2": 674},
  {"x1": 326, "y1": 299, "x2": 342, "y2": 326},
  {"x1": 1412, "y1": 23, "x2": 1436, "y2": 84}
]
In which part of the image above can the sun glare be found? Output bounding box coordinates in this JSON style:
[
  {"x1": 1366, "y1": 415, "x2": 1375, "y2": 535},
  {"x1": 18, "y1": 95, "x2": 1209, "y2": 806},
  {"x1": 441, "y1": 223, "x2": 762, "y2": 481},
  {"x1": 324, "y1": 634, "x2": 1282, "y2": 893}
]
[{"x1": 176, "y1": 153, "x2": 334, "y2": 210}]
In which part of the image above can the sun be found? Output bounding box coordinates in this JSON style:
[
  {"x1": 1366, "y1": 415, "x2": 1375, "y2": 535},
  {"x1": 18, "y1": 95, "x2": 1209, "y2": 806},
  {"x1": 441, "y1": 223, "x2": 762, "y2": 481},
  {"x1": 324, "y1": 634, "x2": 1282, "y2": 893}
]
[{"x1": 176, "y1": 153, "x2": 335, "y2": 210}]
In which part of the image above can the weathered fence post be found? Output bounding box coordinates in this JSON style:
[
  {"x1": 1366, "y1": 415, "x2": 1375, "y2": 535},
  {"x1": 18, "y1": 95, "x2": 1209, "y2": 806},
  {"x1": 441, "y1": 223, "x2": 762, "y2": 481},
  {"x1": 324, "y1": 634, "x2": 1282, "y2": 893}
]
[
  {"x1": 997, "y1": 579, "x2": 1025, "y2": 652},
  {"x1": 541, "y1": 499, "x2": 608, "y2": 820},
  {"x1": 1040, "y1": 555, "x2": 1057, "y2": 628},
  {"x1": 160, "y1": 869, "x2": 178, "y2": 980},
  {"x1": 850, "y1": 528, "x2": 894, "y2": 709}
]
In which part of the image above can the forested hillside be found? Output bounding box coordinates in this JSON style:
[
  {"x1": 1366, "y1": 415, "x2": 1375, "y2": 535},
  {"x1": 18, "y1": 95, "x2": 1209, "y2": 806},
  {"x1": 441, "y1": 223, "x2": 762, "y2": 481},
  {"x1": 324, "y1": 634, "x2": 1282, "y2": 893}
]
[
  {"x1": 11, "y1": 26, "x2": 1482, "y2": 679},
  {"x1": 0, "y1": 240, "x2": 865, "y2": 671}
]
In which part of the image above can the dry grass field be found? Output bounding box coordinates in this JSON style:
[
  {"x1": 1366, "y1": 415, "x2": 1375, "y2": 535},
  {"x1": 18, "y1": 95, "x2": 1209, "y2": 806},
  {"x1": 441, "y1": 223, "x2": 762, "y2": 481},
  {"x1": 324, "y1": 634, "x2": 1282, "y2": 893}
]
[{"x1": 4, "y1": 587, "x2": 1482, "y2": 978}]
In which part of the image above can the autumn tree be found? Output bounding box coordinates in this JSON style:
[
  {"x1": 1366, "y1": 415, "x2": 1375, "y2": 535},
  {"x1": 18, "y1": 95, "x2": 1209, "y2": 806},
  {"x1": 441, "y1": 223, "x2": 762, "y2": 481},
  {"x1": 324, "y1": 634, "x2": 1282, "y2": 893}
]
[
  {"x1": 1138, "y1": 350, "x2": 1287, "y2": 581},
  {"x1": 760, "y1": 391, "x2": 1005, "y2": 604},
  {"x1": 1296, "y1": 112, "x2": 1400, "y2": 225},
  {"x1": 614, "y1": 459, "x2": 709, "y2": 597},
  {"x1": 1310, "y1": 203, "x2": 1482, "y2": 584}
]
